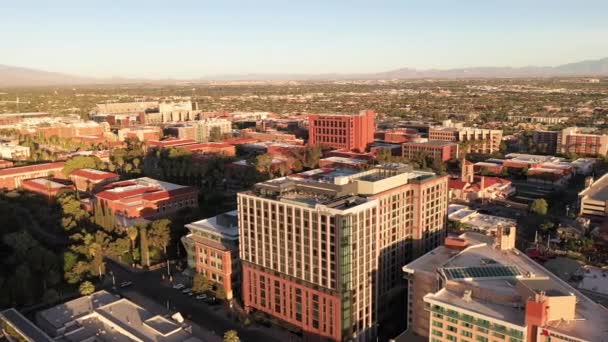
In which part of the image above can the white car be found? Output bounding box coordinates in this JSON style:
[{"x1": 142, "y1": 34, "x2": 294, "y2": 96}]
[
  {"x1": 182, "y1": 288, "x2": 193, "y2": 294},
  {"x1": 195, "y1": 294, "x2": 207, "y2": 300},
  {"x1": 173, "y1": 283, "x2": 185, "y2": 290}
]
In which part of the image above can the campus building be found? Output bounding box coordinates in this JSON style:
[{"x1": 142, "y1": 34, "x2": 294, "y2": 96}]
[
  {"x1": 166, "y1": 118, "x2": 232, "y2": 142},
  {"x1": 21, "y1": 177, "x2": 74, "y2": 199},
  {"x1": 94, "y1": 177, "x2": 198, "y2": 226},
  {"x1": 238, "y1": 164, "x2": 448, "y2": 341},
  {"x1": 400, "y1": 228, "x2": 608, "y2": 342},
  {"x1": 308, "y1": 110, "x2": 376, "y2": 152},
  {"x1": 0, "y1": 162, "x2": 66, "y2": 190},
  {"x1": 429, "y1": 120, "x2": 503, "y2": 154},
  {"x1": 35, "y1": 290, "x2": 201, "y2": 341},
  {"x1": 182, "y1": 210, "x2": 240, "y2": 300},
  {"x1": 579, "y1": 172, "x2": 608, "y2": 218},
  {"x1": 69, "y1": 168, "x2": 120, "y2": 192},
  {"x1": 117, "y1": 126, "x2": 162, "y2": 142},
  {"x1": 558, "y1": 127, "x2": 608, "y2": 156},
  {"x1": 401, "y1": 141, "x2": 458, "y2": 163},
  {"x1": 532, "y1": 130, "x2": 560, "y2": 154},
  {"x1": 0, "y1": 143, "x2": 30, "y2": 160}
]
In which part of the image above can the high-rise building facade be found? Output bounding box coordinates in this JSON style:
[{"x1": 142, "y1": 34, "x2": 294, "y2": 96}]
[
  {"x1": 308, "y1": 110, "x2": 375, "y2": 152},
  {"x1": 238, "y1": 164, "x2": 448, "y2": 341}
]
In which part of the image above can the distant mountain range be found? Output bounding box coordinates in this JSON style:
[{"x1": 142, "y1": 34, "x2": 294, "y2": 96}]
[{"x1": 1, "y1": 57, "x2": 608, "y2": 87}]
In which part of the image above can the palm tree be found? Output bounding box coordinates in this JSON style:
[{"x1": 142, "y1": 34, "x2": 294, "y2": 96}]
[
  {"x1": 126, "y1": 226, "x2": 138, "y2": 250},
  {"x1": 223, "y1": 330, "x2": 240, "y2": 342}
]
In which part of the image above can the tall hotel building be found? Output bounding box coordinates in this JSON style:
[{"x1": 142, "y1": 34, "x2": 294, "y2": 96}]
[
  {"x1": 308, "y1": 110, "x2": 376, "y2": 152},
  {"x1": 238, "y1": 164, "x2": 448, "y2": 341}
]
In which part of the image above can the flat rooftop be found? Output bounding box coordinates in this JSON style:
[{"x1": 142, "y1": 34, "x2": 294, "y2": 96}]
[
  {"x1": 505, "y1": 153, "x2": 564, "y2": 163},
  {"x1": 38, "y1": 291, "x2": 200, "y2": 342},
  {"x1": 579, "y1": 172, "x2": 608, "y2": 201},
  {"x1": 186, "y1": 210, "x2": 239, "y2": 239},
  {"x1": 0, "y1": 308, "x2": 54, "y2": 341},
  {"x1": 405, "y1": 232, "x2": 608, "y2": 341}
]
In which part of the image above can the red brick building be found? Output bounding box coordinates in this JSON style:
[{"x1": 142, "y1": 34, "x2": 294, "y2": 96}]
[
  {"x1": 177, "y1": 142, "x2": 236, "y2": 157},
  {"x1": 0, "y1": 160, "x2": 14, "y2": 169},
  {"x1": 182, "y1": 211, "x2": 240, "y2": 300},
  {"x1": 69, "y1": 168, "x2": 120, "y2": 192},
  {"x1": 21, "y1": 178, "x2": 74, "y2": 199},
  {"x1": 147, "y1": 138, "x2": 197, "y2": 149},
  {"x1": 308, "y1": 110, "x2": 375, "y2": 152},
  {"x1": 0, "y1": 162, "x2": 66, "y2": 190},
  {"x1": 95, "y1": 177, "x2": 198, "y2": 226},
  {"x1": 401, "y1": 141, "x2": 458, "y2": 162}
]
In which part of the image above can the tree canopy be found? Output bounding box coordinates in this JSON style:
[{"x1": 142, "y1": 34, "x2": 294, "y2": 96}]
[{"x1": 529, "y1": 198, "x2": 549, "y2": 216}]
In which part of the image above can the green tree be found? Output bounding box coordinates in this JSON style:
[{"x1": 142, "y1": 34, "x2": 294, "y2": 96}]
[
  {"x1": 62, "y1": 155, "x2": 104, "y2": 175},
  {"x1": 139, "y1": 224, "x2": 150, "y2": 267},
  {"x1": 148, "y1": 219, "x2": 172, "y2": 254},
  {"x1": 215, "y1": 284, "x2": 227, "y2": 300},
  {"x1": 192, "y1": 273, "x2": 212, "y2": 293},
  {"x1": 223, "y1": 330, "x2": 240, "y2": 342},
  {"x1": 529, "y1": 198, "x2": 548, "y2": 216},
  {"x1": 79, "y1": 281, "x2": 95, "y2": 296},
  {"x1": 254, "y1": 153, "x2": 274, "y2": 176},
  {"x1": 126, "y1": 226, "x2": 138, "y2": 250},
  {"x1": 376, "y1": 148, "x2": 393, "y2": 163}
]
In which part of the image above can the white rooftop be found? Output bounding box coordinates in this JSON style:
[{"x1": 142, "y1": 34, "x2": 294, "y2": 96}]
[
  {"x1": 405, "y1": 233, "x2": 608, "y2": 341},
  {"x1": 185, "y1": 210, "x2": 239, "y2": 240}
]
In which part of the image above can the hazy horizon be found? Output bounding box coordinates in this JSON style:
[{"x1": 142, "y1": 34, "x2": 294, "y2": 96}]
[{"x1": 3, "y1": 0, "x2": 608, "y2": 78}]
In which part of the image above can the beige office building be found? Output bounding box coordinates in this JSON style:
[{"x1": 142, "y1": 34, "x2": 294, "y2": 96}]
[{"x1": 429, "y1": 120, "x2": 503, "y2": 154}]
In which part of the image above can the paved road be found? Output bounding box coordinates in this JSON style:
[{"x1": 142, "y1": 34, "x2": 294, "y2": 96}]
[{"x1": 104, "y1": 261, "x2": 293, "y2": 342}]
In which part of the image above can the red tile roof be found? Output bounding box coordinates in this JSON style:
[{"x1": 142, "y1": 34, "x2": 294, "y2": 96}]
[
  {"x1": 480, "y1": 176, "x2": 511, "y2": 189},
  {"x1": 70, "y1": 168, "x2": 120, "y2": 181},
  {"x1": 448, "y1": 179, "x2": 468, "y2": 190},
  {"x1": 0, "y1": 162, "x2": 65, "y2": 177}
]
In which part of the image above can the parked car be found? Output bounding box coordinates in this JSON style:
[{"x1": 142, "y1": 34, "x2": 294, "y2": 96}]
[
  {"x1": 119, "y1": 281, "x2": 132, "y2": 288},
  {"x1": 173, "y1": 283, "x2": 185, "y2": 290},
  {"x1": 182, "y1": 288, "x2": 193, "y2": 294},
  {"x1": 196, "y1": 294, "x2": 208, "y2": 300}
]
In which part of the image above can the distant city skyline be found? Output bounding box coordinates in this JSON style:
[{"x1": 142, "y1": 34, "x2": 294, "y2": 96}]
[{"x1": 3, "y1": 0, "x2": 608, "y2": 78}]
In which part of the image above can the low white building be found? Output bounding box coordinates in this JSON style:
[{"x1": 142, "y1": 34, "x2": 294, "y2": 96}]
[{"x1": 0, "y1": 143, "x2": 30, "y2": 160}]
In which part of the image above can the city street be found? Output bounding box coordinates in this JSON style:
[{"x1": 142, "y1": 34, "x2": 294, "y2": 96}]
[{"x1": 103, "y1": 261, "x2": 297, "y2": 342}]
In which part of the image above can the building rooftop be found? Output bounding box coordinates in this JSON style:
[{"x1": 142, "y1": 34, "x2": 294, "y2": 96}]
[
  {"x1": 404, "y1": 232, "x2": 608, "y2": 341},
  {"x1": 505, "y1": 153, "x2": 564, "y2": 164},
  {"x1": 0, "y1": 308, "x2": 54, "y2": 341},
  {"x1": 97, "y1": 177, "x2": 195, "y2": 202},
  {"x1": 185, "y1": 210, "x2": 239, "y2": 240},
  {"x1": 37, "y1": 291, "x2": 200, "y2": 342},
  {"x1": 0, "y1": 162, "x2": 65, "y2": 177},
  {"x1": 402, "y1": 140, "x2": 456, "y2": 147},
  {"x1": 70, "y1": 168, "x2": 119, "y2": 181},
  {"x1": 579, "y1": 172, "x2": 608, "y2": 201}
]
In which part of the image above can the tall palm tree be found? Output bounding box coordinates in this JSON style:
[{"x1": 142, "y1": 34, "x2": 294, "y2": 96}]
[{"x1": 126, "y1": 226, "x2": 138, "y2": 250}]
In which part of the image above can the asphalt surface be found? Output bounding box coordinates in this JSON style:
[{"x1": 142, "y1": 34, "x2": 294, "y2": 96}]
[{"x1": 103, "y1": 261, "x2": 287, "y2": 342}]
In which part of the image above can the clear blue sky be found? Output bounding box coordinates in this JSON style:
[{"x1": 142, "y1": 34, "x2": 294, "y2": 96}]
[{"x1": 2, "y1": 0, "x2": 607, "y2": 78}]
